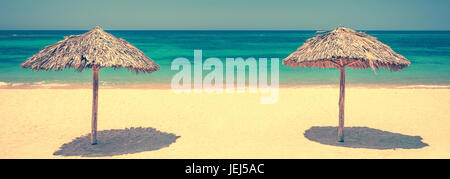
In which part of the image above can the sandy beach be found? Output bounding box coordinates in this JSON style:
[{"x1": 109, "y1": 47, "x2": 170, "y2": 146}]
[{"x1": 1, "y1": 86, "x2": 449, "y2": 159}]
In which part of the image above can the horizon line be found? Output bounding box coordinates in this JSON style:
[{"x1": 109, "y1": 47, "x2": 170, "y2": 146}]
[{"x1": 1, "y1": 29, "x2": 450, "y2": 31}]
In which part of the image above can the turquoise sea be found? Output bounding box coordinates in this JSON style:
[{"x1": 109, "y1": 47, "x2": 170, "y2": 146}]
[{"x1": 0, "y1": 30, "x2": 449, "y2": 87}]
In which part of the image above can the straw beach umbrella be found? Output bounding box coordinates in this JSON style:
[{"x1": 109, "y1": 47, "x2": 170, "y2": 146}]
[
  {"x1": 21, "y1": 26, "x2": 160, "y2": 145},
  {"x1": 283, "y1": 27, "x2": 410, "y2": 142}
]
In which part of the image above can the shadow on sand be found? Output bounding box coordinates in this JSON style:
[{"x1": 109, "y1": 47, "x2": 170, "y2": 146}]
[
  {"x1": 304, "y1": 126, "x2": 428, "y2": 150},
  {"x1": 54, "y1": 127, "x2": 180, "y2": 157}
]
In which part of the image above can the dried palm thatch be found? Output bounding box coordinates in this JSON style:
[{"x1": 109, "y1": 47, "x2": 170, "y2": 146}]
[
  {"x1": 283, "y1": 27, "x2": 410, "y2": 71},
  {"x1": 21, "y1": 26, "x2": 159, "y2": 73},
  {"x1": 21, "y1": 26, "x2": 160, "y2": 145},
  {"x1": 283, "y1": 27, "x2": 410, "y2": 143}
]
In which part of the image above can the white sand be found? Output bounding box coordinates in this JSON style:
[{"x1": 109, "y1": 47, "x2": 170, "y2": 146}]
[{"x1": 0, "y1": 88, "x2": 449, "y2": 158}]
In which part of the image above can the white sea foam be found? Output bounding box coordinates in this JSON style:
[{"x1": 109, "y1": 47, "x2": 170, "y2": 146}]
[
  {"x1": 397, "y1": 85, "x2": 450, "y2": 89},
  {"x1": 0, "y1": 82, "x2": 10, "y2": 86},
  {"x1": 32, "y1": 81, "x2": 70, "y2": 87},
  {"x1": 40, "y1": 83, "x2": 70, "y2": 87}
]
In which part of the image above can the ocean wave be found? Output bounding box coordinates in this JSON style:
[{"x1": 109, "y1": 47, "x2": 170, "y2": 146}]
[{"x1": 0, "y1": 81, "x2": 73, "y2": 88}]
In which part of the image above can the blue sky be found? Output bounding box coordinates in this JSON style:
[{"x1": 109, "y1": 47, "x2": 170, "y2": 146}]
[{"x1": 1, "y1": 0, "x2": 449, "y2": 30}]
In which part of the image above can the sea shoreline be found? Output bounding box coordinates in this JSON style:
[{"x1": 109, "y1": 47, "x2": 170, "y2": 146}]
[{"x1": 0, "y1": 82, "x2": 449, "y2": 90}]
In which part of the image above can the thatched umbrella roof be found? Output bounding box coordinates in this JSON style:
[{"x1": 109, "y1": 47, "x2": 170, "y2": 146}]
[
  {"x1": 21, "y1": 26, "x2": 159, "y2": 73},
  {"x1": 283, "y1": 27, "x2": 410, "y2": 71}
]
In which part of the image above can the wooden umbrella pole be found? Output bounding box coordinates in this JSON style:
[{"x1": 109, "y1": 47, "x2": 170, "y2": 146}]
[
  {"x1": 91, "y1": 67, "x2": 99, "y2": 145},
  {"x1": 338, "y1": 67, "x2": 345, "y2": 142}
]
